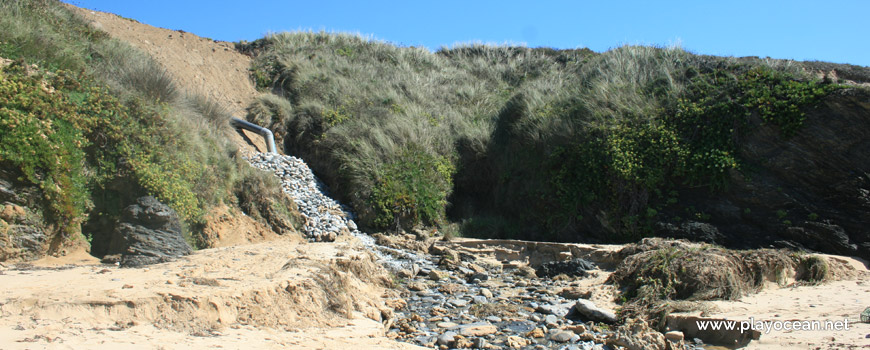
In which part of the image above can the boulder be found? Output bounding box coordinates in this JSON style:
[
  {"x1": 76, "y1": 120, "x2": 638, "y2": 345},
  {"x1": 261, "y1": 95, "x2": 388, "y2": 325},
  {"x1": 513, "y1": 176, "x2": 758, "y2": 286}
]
[
  {"x1": 654, "y1": 221, "x2": 724, "y2": 244},
  {"x1": 535, "y1": 258, "x2": 596, "y2": 278},
  {"x1": 784, "y1": 222, "x2": 857, "y2": 255},
  {"x1": 569, "y1": 299, "x2": 617, "y2": 324},
  {"x1": 115, "y1": 196, "x2": 191, "y2": 267}
]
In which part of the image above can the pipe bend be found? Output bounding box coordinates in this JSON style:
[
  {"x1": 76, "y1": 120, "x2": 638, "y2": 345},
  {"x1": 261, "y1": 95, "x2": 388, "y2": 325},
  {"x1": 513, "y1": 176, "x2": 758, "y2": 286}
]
[{"x1": 230, "y1": 118, "x2": 277, "y2": 154}]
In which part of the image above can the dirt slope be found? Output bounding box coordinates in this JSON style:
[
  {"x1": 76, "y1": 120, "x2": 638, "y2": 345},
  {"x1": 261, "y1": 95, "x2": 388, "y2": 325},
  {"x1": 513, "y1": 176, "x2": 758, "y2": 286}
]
[
  {"x1": 67, "y1": 4, "x2": 270, "y2": 155},
  {"x1": 65, "y1": 5, "x2": 293, "y2": 248}
]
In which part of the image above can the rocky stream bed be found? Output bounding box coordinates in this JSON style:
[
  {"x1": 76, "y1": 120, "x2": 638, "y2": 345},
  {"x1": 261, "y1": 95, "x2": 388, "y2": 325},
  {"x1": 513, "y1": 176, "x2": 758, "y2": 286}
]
[{"x1": 244, "y1": 152, "x2": 700, "y2": 350}]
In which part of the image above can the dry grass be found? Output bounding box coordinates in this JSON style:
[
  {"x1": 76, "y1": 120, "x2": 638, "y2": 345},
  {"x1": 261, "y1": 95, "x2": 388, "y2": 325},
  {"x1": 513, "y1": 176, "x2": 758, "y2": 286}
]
[
  {"x1": 315, "y1": 254, "x2": 389, "y2": 317},
  {"x1": 608, "y1": 238, "x2": 817, "y2": 328}
]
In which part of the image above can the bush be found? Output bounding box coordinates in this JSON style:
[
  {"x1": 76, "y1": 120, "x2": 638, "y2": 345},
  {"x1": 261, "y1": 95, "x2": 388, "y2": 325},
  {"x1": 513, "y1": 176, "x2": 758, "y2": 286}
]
[
  {"x1": 0, "y1": 67, "x2": 92, "y2": 237},
  {"x1": 366, "y1": 146, "x2": 454, "y2": 230}
]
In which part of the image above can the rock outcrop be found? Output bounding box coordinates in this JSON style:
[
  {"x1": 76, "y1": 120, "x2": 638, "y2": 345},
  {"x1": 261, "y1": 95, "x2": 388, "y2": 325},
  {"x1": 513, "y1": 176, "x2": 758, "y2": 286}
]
[
  {"x1": 112, "y1": 196, "x2": 192, "y2": 267},
  {"x1": 692, "y1": 88, "x2": 870, "y2": 259}
]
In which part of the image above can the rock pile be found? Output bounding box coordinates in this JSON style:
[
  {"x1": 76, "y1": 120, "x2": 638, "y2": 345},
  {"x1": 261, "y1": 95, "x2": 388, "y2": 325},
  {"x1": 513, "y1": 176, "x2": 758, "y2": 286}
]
[{"x1": 246, "y1": 153, "x2": 359, "y2": 242}]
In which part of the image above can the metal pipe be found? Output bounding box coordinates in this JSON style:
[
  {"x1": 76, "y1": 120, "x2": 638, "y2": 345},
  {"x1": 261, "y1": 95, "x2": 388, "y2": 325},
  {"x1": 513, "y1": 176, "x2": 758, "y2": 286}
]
[{"x1": 230, "y1": 118, "x2": 277, "y2": 154}]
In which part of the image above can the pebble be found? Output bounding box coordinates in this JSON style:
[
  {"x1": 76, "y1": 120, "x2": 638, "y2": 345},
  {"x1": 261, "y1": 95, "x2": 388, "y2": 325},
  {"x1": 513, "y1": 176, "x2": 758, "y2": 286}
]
[
  {"x1": 437, "y1": 322, "x2": 458, "y2": 328},
  {"x1": 458, "y1": 322, "x2": 497, "y2": 337},
  {"x1": 549, "y1": 330, "x2": 574, "y2": 343},
  {"x1": 545, "y1": 314, "x2": 559, "y2": 326},
  {"x1": 436, "y1": 331, "x2": 456, "y2": 346},
  {"x1": 448, "y1": 299, "x2": 469, "y2": 308}
]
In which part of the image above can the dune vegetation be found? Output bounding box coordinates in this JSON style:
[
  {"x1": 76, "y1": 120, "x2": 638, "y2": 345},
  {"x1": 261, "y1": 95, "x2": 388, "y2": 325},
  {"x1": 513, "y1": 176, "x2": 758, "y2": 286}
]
[{"x1": 241, "y1": 32, "x2": 841, "y2": 242}]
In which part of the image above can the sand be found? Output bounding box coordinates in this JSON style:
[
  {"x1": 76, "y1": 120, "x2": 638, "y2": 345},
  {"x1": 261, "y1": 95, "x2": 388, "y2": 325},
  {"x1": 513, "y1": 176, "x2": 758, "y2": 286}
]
[
  {"x1": 708, "y1": 256, "x2": 870, "y2": 349},
  {"x1": 0, "y1": 237, "x2": 424, "y2": 349}
]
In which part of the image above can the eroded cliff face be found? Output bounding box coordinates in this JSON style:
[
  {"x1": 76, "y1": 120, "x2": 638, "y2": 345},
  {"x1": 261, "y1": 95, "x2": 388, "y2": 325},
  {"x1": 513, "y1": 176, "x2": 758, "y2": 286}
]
[{"x1": 659, "y1": 88, "x2": 870, "y2": 258}]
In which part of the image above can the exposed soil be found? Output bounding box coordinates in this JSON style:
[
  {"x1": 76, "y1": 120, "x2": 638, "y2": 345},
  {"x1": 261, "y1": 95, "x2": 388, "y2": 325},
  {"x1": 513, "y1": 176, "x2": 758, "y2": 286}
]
[{"x1": 66, "y1": 3, "x2": 271, "y2": 156}]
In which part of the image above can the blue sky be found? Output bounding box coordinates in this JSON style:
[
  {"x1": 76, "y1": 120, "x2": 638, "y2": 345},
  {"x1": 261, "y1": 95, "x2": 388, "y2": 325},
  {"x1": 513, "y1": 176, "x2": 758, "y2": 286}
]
[{"x1": 64, "y1": 0, "x2": 868, "y2": 66}]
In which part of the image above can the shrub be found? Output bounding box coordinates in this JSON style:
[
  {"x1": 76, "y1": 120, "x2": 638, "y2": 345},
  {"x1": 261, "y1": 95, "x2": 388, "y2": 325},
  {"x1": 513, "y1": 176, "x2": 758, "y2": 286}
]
[
  {"x1": 0, "y1": 67, "x2": 91, "y2": 237},
  {"x1": 367, "y1": 146, "x2": 454, "y2": 230}
]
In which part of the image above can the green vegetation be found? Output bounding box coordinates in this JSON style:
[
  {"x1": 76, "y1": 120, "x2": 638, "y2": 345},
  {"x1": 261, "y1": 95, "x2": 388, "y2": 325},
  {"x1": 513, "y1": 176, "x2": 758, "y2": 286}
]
[
  {"x1": 0, "y1": 0, "x2": 295, "y2": 253},
  {"x1": 243, "y1": 32, "x2": 840, "y2": 239}
]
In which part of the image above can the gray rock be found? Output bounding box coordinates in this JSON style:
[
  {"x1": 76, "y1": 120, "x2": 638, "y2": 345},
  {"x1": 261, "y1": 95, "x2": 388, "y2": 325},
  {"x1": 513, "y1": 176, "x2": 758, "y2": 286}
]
[
  {"x1": 448, "y1": 298, "x2": 469, "y2": 307},
  {"x1": 485, "y1": 316, "x2": 502, "y2": 323},
  {"x1": 784, "y1": 222, "x2": 858, "y2": 255},
  {"x1": 469, "y1": 272, "x2": 489, "y2": 283},
  {"x1": 545, "y1": 314, "x2": 559, "y2": 326},
  {"x1": 9, "y1": 225, "x2": 45, "y2": 252},
  {"x1": 536, "y1": 258, "x2": 596, "y2": 278},
  {"x1": 472, "y1": 296, "x2": 488, "y2": 304},
  {"x1": 569, "y1": 299, "x2": 617, "y2": 324},
  {"x1": 655, "y1": 221, "x2": 724, "y2": 244},
  {"x1": 115, "y1": 196, "x2": 191, "y2": 267},
  {"x1": 537, "y1": 303, "x2": 574, "y2": 317},
  {"x1": 0, "y1": 178, "x2": 21, "y2": 203},
  {"x1": 436, "y1": 331, "x2": 456, "y2": 346}
]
